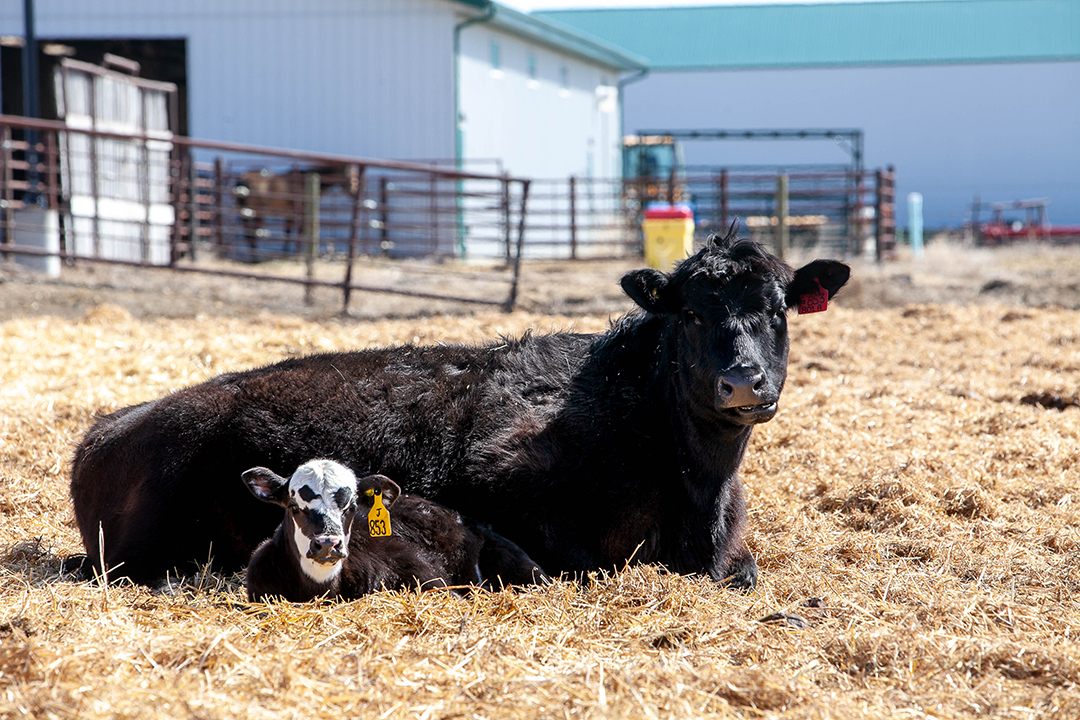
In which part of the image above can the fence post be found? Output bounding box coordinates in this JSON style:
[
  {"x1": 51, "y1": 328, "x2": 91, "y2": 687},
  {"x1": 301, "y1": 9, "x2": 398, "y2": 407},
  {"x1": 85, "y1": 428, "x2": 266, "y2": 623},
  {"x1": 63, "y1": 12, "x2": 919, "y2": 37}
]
[
  {"x1": 775, "y1": 173, "x2": 789, "y2": 260},
  {"x1": 667, "y1": 168, "x2": 676, "y2": 206},
  {"x1": 851, "y1": 169, "x2": 865, "y2": 256},
  {"x1": 907, "y1": 191, "x2": 923, "y2": 257},
  {"x1": 718, "y1": 168, "x2": 729, "y2": 233},
  {"x1": 504, "y1": 179, "x2": 530, "y2": 312},
  {"x1": 45, "y1": 130, "x2": 58, "y2": 211},
  {"x1": 379, "y1": 175, "x2": 389, "y2": 254},
  {"x1": 187, "y1": 155, "x2": 199, "y2": 261},
  {"x1": 501, "y1": 175, "x2": 511, "y2": 264},
  {"x1": 213, "y1": 157, "x2": 224, "y2": 251},
  {"x1": 303, "y1": 171, "x2": 320, "y2": 305},
  {"x1": 430, "y1": 174, "x2": 439, "y2": 254},
  {"x1": 341, "y1": 164, "x2": 365, "y2": 314},
  {"x1": 875, "y1": 166, "x2": 896, "y2": 263},
  {"x1": 168, "y1": 149, "x2": 187, "y2": 266},
  {"x1": 1, "y1": 126, "x2": 13, "y2": 252},
  {"x1": 569, "y1": 175, "x2": 577, "y2": 260},
  {"x1": 874, "y1": 169, "x2": 884, "y2": 262}
]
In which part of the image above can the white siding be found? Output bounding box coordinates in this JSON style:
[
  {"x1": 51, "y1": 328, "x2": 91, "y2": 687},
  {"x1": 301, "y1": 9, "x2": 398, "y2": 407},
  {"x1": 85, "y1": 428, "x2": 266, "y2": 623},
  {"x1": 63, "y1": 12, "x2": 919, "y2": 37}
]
[
  {"x1": 1, "y1": 0, "x2": 460, "y2": 161},
  {"x1": 457, "y1": 25, "x2": 626, "y2": 258},
  {"x1": 458, "y1": 24, "x2": 622, "y2": 180}
]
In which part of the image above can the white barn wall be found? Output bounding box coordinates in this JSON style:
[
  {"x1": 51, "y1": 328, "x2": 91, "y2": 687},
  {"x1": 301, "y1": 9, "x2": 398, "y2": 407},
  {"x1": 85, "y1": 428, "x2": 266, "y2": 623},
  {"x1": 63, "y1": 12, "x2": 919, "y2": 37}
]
[
  {"x1": 457, "y1": 24, "x2": 626, "y2": 257},
  {"x1": 622, "y1": 61, "x2": 1080, "y2": 228},
  {"x1": 458, "y1": 25, "x2": 621, "y2": 180},
  {"x1": 2, "y1": 1, "x2": 637, "y2": 259},
  {"x1": 1, "y1": 0, "x2": 460, "y2": 161}
]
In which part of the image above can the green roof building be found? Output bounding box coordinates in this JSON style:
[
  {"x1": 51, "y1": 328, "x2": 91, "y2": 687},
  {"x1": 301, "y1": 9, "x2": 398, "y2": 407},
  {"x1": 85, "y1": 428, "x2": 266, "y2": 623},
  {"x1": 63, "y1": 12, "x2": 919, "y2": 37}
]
[{"x1": 539, "y1": 0, "x2": 1080, "y2": 227}]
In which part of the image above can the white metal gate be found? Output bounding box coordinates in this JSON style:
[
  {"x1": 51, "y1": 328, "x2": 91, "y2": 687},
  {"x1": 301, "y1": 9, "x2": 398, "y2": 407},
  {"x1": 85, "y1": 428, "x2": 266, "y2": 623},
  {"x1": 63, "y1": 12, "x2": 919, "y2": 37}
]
[{"x1": 54, "y1": 57, "x2": 178, "y2": 265}]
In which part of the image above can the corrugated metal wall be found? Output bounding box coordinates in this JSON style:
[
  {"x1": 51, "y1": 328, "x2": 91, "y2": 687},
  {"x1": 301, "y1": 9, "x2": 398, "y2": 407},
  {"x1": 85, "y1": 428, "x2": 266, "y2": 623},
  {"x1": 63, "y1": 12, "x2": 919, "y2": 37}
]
[
  {"x1": 622, "y1": 62, "x2": 1080, "y2": 228},
  {"x1": 1, "y1": 0, "x2": 460, "y2": 161}
]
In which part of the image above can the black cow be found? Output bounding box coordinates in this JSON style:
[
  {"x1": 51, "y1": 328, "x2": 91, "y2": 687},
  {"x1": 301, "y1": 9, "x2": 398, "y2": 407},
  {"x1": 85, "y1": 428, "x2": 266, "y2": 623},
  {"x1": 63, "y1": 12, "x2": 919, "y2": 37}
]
[
  {"x1": 70, "y1": 230, "x2": 849, "y2": 588},
  {"x1": 242, "y1": 459, "x2": 546, "y2": 602}
]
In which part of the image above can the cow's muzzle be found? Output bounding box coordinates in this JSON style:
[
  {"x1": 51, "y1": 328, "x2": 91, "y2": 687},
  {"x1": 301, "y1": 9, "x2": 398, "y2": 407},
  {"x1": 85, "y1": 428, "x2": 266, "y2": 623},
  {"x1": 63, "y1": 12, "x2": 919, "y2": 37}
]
[
  {"x1": 307, "y1": 535, "x2": 347, "y2": 564},
  {"x1": 716, "y1": 367, "x2": 778, "y2": 425}
]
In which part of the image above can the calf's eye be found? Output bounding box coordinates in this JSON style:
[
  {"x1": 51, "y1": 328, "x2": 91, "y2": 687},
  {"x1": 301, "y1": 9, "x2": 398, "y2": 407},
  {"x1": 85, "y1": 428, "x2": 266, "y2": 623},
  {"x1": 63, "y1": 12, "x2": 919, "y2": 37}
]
[{"x1": 683, "y1": 308, "x2": 703, "y2": 325}]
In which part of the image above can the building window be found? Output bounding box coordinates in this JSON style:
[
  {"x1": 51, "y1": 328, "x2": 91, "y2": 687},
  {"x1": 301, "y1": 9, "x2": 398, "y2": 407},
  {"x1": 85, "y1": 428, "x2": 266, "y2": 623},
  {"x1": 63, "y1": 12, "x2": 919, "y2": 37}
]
[
  {"x1": 489, "y1": 41, "x2": 504, "y2": 79},
  {"x1": 526, "y1": 53, "x2": 539, "y2": 89}
]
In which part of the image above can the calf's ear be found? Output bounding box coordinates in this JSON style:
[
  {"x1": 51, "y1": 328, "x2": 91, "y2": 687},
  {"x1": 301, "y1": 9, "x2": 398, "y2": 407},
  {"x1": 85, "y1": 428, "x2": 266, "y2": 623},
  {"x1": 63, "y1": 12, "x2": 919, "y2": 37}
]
[
  {"x1": 359, "y1": 474, "x2": 402, "y2": 508},
  {"x1": 786, "y1": 259, "x2": 851, "y2": 308},
  {"x1": 242, "y1": 467, "x2": 290, "y2": 506},
  {"x1": 621, "y1": 268, "x2": 675, "y2": 314}
]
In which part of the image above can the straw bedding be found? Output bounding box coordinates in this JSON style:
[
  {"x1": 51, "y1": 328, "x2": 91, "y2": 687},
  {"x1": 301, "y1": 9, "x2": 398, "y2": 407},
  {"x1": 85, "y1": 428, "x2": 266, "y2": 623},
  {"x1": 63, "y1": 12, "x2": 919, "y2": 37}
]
[{"x1": 1, "y1": 296, "x2": 1078, "y2": 718}]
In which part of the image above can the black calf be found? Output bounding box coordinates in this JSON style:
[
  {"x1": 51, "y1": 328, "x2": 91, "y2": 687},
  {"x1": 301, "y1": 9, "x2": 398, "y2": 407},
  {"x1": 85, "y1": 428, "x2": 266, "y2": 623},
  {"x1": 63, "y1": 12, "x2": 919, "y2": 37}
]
[{"x1": 243, "y1": 460, "x2": 546, "y2": 602}]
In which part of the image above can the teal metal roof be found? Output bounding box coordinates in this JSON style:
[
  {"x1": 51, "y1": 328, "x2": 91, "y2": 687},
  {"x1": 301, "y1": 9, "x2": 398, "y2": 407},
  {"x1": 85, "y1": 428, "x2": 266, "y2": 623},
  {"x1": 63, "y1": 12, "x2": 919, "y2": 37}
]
[
  {"x1": 454, "y1": 1, "x2": 649, "y2": 71},
  {"x1": 535, "y1": 0, "x2": 1080, "y2": 71}
]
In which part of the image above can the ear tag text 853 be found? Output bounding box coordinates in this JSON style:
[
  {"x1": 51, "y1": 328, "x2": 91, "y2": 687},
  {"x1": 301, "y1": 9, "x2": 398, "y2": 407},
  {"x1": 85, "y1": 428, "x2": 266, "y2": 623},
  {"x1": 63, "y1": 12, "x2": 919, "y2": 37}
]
[
  {"x1": 368, "y1": 491, "x2": 392, "y2": 537},
  {"x1": 798, "y1": 279, "x2": 829, "y2": 315}
]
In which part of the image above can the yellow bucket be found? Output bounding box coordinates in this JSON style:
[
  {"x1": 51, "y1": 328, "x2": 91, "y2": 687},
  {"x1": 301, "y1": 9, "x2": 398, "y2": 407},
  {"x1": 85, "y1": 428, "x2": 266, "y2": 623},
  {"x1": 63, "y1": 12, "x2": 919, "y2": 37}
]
[{"x1": 643, "y1": 206, "x2": 694, "y2": 271}]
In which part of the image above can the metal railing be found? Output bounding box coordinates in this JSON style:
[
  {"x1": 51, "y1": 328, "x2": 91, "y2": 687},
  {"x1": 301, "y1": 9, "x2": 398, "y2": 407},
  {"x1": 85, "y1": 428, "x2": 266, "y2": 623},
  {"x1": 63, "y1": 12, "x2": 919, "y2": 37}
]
[
  {"x1": 626, "y1": 164, "x2": 897, "y2": 259},
  {"x1": 1, "y1": 114, "x2": 894, "y2": 317},
  {"x1": 0, "y1": 115, "x2": 540, "y2": 312}
]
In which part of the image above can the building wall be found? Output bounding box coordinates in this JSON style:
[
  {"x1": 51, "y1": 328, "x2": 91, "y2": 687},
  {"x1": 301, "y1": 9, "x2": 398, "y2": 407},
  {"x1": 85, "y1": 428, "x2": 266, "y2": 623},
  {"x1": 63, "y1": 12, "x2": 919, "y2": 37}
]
[
  {"x1": 0, "y1": 0, "x2": 460, "y2": 161},
  {"x1": 458, "y1": 23, "x2": 621, "y2": 180},
  {"x1": 622, "y1": 61, "x2": 1080, "y2": 228}
]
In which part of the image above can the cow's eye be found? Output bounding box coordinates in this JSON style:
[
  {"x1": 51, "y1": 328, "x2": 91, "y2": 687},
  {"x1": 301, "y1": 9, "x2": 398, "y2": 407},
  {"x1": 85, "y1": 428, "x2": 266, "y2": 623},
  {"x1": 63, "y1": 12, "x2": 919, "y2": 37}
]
[
  {"x1": 771, "y1": 309, "x2": 786, "y2": 329},
  {"x1": 683, "y1": 308, "x2": 703, "y2": 325}
]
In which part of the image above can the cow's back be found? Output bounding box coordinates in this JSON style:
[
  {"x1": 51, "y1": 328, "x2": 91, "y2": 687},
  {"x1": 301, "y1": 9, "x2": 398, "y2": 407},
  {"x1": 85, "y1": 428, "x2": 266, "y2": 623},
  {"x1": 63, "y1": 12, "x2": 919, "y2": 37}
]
[{"x1": 69, "y1": 333, "x2": 595, "y2": 584}]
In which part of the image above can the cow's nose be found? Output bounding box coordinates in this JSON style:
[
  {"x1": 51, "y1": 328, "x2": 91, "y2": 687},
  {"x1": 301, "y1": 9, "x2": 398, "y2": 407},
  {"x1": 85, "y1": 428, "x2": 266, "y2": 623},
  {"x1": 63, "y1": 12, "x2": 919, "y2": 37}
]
[
  {"x1": 717, "y1": 367, "x2": 768, "y2": 408},
  {"x1": 308, "y1": 536, "x2": 346, "y2": 562}
]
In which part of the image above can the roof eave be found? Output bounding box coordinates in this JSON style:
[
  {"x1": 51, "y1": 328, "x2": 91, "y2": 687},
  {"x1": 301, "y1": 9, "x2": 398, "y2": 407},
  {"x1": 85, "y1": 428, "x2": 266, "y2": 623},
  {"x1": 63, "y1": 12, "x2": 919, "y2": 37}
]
[
  {"x1": 487, "y1": 4, "x2": 649, "y2": 72},
  {"x1": 450, "y1": 0, "x2": 490, "y2": 10}
]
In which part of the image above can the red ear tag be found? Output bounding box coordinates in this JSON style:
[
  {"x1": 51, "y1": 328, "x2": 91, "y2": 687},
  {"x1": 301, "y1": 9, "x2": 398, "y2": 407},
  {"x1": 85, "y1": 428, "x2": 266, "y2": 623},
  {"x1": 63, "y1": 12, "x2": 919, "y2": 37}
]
[{"x1": 798, "y1": 279, "x2": 829, "y2": 315}]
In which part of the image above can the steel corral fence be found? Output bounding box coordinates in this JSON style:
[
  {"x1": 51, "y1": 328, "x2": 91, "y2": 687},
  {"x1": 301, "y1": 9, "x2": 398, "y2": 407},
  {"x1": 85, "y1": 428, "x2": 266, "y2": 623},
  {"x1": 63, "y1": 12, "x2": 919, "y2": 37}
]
[
  {"x1": 0, "y1": 115, "x2": 893, "y2": 314},
  {"x1": 661, "y1": 165, "x2": 896, "y2": 259},
  {"x1": 0, "y1": 115, "x2": 583, "y2": 313}
]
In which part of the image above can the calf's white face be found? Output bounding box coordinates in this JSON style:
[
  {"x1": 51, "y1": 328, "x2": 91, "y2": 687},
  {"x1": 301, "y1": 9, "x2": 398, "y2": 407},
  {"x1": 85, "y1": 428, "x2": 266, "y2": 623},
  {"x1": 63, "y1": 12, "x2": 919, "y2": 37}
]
[{"x1": 242, "y1": 460, "x2": 359, "y2": 584}]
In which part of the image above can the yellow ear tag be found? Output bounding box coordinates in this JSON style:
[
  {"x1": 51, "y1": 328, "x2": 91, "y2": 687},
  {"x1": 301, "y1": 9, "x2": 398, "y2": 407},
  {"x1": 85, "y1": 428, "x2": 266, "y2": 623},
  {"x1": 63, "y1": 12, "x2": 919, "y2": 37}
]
[{"x1": 368, "y1": 491, "x2": 392, "y2": 538}]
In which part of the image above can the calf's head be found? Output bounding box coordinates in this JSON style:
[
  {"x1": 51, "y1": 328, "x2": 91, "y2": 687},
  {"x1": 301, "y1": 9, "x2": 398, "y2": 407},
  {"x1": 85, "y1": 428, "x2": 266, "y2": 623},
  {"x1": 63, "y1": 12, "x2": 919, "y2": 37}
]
[
  {"x1": 621, "y1": 228, "x2": 849, "y2": 427},
  {"x1": 242, "y1": 459, "x2": 360, "y2": 584}
]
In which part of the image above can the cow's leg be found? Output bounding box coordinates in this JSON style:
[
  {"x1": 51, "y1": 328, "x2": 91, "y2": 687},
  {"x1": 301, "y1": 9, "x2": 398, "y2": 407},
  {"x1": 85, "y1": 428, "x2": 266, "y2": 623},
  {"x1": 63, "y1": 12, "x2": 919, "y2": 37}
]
[
  {"x1": 719, "y1": 542, "x2": 758, "y2": 591},
  {"x1": 713, "y1": 476, "x2": 758, "y2": 590}
]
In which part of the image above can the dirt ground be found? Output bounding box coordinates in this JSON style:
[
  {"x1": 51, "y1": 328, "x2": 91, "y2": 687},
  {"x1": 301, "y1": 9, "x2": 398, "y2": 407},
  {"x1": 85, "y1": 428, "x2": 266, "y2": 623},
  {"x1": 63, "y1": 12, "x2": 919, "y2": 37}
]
[
  {"x1": 1, "y1": 237, "x2": 1079, "y2": 718},
  {"x1": 3, "y1": 237, "x2": 1080, "y2": 321}
]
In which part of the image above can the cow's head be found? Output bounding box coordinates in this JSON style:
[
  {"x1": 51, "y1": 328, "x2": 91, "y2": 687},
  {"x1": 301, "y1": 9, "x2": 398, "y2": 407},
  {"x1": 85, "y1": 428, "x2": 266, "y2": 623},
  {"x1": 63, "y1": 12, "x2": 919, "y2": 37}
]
[
  {"x1": 242, "y1": 459, "x2": 359, "y2": 584},
  {"x1": 621, "y1": 227, "x2": 849, "y2": 427}
]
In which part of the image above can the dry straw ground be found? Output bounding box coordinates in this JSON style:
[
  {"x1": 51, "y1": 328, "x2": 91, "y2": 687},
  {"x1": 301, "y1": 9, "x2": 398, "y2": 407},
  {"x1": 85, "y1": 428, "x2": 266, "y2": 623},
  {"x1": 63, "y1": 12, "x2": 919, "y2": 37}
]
[{"x1": 1, "y1": 244, "x2": 1079, "y2": 718}]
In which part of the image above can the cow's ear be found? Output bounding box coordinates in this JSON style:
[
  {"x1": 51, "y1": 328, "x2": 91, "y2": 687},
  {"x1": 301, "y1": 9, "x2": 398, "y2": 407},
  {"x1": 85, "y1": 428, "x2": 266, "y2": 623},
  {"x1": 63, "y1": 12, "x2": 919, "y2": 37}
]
[
  {"x1": 621, "y1": 268, "x2": 675, "y2": 314},
  {"x1": 786, "y1": 260, "x2": 851, "y2": 308},
  {"x1": 242, "y1": 467, "x2": 290, "y2": 506},
  {"x1": 359, "y1": 474, "x2": 402, "y2": 508}
]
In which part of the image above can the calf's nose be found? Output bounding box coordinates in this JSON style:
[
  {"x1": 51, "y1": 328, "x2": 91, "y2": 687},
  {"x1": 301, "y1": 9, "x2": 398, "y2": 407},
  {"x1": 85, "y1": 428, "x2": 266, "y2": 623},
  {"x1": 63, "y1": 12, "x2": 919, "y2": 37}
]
[
  {"x1": 717, "y1": 367, "x2": 768, "y2": 408},
  {"x1": 308, "y1": 536, "x2": 347, "y2": 562}
]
